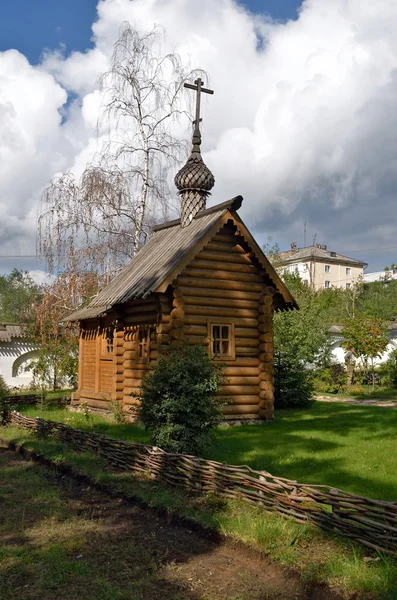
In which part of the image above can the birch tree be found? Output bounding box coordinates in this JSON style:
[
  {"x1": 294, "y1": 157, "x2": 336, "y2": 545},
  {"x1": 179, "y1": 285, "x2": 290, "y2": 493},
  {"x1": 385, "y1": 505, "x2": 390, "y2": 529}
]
[{"x1": 38, "y1": 23, "x2": 199, "y2": 277}]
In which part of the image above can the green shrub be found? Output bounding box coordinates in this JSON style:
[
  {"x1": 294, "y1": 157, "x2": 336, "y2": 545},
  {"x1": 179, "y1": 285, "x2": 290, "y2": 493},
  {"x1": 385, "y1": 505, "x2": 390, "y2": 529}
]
[
  {"x1": 313, "y1": 363, "x2": 347, "y2": 394},
  {"x1": 379, "y1": 350, "x2": 397, "y2": 386},
  {"x1": 137, "y1": 343, "x2": 226, "y2": 455},
  {"x1": 274, "y1": 355, "x2": 314, "y2": 408},
  {"x1": 349, "y1": 386, "x2": 366, "y2": 397}
]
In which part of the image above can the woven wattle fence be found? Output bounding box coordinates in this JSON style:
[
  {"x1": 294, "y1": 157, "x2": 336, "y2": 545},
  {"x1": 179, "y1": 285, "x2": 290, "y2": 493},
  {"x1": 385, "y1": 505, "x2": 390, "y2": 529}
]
[{"x1": 7, "y1": 410, "x2": 397, "y2": 556}]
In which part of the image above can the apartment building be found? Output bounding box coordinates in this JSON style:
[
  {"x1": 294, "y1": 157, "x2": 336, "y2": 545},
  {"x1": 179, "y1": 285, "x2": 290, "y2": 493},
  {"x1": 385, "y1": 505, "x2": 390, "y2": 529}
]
[{"x1": 277, "y1": 243, "x2": 367, "y2": 289}]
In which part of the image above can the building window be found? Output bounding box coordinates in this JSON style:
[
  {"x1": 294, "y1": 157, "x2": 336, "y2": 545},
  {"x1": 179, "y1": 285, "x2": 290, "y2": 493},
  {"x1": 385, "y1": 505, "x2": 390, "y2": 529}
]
[
  {"x1": 325, "y1": 281, "x2": 331, "y2": 288},
  {"x1": 209, "y1": 323, "x2": 235, "y2": 359},
  {"x1": 346, "y1": 268, "x2": 351, "y2": 276},
  {"x1": 137, "y1": 327, "x2": 150, "y2": 361},
  {"x1": 346, "y1": 283, "x2": 351, "y2": 289},
  {"x1": 325, "y1": 265, "x2": 330, "y2": 273}
]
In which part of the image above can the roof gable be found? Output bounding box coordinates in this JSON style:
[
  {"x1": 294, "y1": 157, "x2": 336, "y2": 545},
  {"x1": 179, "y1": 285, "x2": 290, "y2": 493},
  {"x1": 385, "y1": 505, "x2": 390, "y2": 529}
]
[{"x1": 67, "y1": 196, "x2": 297, "y2": 321}]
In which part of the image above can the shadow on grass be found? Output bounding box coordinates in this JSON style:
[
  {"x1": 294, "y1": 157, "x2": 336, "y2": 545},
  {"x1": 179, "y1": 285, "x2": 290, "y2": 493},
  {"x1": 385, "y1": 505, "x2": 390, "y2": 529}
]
[
  {"x1": 0, "y1": 448, "x2": 216, "y2": 600},
  {"x1": 209, "y1": 402, "x2": 397, "y2": 501}
]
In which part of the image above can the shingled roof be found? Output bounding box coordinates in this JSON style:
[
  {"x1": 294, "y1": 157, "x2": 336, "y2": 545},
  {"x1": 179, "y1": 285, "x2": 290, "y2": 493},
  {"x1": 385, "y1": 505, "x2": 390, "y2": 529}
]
[
  {"x1": 66, "y1": 196, "x2": 297, "y2": 322},
  {"x1": 279, "y1": 246, "x2": 367, "y2": 267}
]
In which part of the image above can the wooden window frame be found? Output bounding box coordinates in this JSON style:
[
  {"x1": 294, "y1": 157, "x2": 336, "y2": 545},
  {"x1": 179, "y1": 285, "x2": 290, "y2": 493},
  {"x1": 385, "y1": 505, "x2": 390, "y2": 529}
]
[
  {"x1": 208, "y1": 320, "x2": 235, "y2": 361},
  {"x1": 136, "y1": 326, "x2": 151, "y2": 363},
  {"x1": 100, "y1": 327, "x2": 114, "y2": 359}
]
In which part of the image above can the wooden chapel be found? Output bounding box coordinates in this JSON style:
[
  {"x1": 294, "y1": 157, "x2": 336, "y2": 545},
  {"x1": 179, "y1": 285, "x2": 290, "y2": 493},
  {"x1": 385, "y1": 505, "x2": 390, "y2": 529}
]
[{"x1": 67, "y1": 79, "x2": 297, "y2": 421}]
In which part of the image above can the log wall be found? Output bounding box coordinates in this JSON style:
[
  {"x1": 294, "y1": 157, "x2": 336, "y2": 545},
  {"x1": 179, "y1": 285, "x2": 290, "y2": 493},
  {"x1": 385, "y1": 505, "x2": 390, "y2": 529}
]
[
  {"x1": 76, "y1": 222, "x2": 277, "y2": 421},
  {"x1": 176, "y1": 222, "x2": 274, "y2": 420}
]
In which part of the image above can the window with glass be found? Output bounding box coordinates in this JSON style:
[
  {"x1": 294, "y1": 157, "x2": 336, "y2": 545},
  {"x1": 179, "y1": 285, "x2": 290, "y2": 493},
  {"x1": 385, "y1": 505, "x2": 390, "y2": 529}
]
[
  {"x1": 209, "y1": 323, "x2": 235, "y2": 359},
  {"x1": 346, "y1": 267, "x2": 351, "y2": 275},
  {"x1": 325, "y1": 265, "x2": 330, "y2": 272},
  {"x1": 325, "y1": 280, "x2": 330, "y2": 288},
  {"x1": 346, "y1": 283, "x2": 351, "y2": 289}
]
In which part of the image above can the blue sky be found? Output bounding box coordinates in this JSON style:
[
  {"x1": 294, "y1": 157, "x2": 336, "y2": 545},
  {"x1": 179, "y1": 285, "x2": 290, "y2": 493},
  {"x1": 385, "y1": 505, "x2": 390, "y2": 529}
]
[{"x1": 0, "y1": 0, "x2": 302, "y2": 64}]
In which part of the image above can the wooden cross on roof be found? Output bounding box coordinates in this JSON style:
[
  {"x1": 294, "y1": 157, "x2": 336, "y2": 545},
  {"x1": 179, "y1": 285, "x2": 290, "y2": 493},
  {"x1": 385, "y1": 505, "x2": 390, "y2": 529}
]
[{"x1": 184, "y1": 78, "x2": 214, "y2": 129}]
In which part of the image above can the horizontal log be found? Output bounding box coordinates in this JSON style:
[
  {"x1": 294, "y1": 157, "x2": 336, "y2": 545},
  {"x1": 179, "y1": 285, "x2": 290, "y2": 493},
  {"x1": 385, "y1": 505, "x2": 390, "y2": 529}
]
[
  {"x1": 234, "y1": 337, "x2": 259, "y2": 348},
  {"x1": 236, "y1": 347, "x2": 260, "y2": 356},
  {"x1": 186, "y1": 335, "x2": 208, "y2": 345},
  {"x1": 232, "y1": 358, "x2": 260, "y2": 367},
  {"x1": 79, "y1": 390, "x2": 112, "y2": 400},
  {"x1": 224, "y1": 395, "x2": 260, "y2": 405},
  {"x1": 124, "y1": 312, "x2": 158, "y2": 325},
  {"x1": 178, "y1": 285, "x2": 261, "y2": 302},
  {"x1": 177, "y1": 276, "x2": 264, "y2": 293},
  {"x1": 124, "y1": 351, "x2": 137, "y2": 361},
  {"x1": 223, "y1": 376, "x2": 260, "y2": 386},
  {"x1": 183, "y1": 267, "x2": 263, "y2": 283},
  {"x1": 122, "y1": 396, "x2": 141, "y2": 406},
  {"x1": 212, "y1": 232, "x2": 239, "y2": 244},
  {"x1": 219, "y1": 385, "x2": 259, "y2": 395},
  {"x1": 123, "y1": 300, "x2": 160, "y2": 317},
  {"x1": 84, "y1": 399, "x2": 111, "y2": 410},
  {"x1": 198, "y1": 249, "x2": 252, "y2": 264},
  {"x1": 184, "y1": 316, "x2": 258, "y2": 328},
  {"x1": 191, "y1": 259, "x2": 258, "y2": 275},
  {"x1": 123, "y1": 341, "x2": 137, "y2": 351},
  {"x1": 124, "y1": 378, "x2": 143, "y2": 388},
  {"x1": 223, "y1": 404, "x2": 260, "y2": 414},
  {"x1": 200, "y1": 245, "x2": 252, "y2": 265},
  {"x1": 183, "y1": 324, "x2": 208, "y2": 336},
  {"x1": 185, "y1": 306, "x2": 258, "y2": 319},
  {"x1": 184, "y1": 295, "x2": 259, "y2": 310},
  {"x1": 235, "y1": 327, "x2": 259, "y2": 338},
  {"x1": 204, "y1": 241, "x2": 245, "y2": 253},
  {"x1": 123, "y1": 369, "x2": 150, "y2": 379},
  {"x1": 122, "y1": 387, "x2": 142, "y2": 396},
  {"x1": 223, "y1": 367, "x2": 260, "y2": 376}
]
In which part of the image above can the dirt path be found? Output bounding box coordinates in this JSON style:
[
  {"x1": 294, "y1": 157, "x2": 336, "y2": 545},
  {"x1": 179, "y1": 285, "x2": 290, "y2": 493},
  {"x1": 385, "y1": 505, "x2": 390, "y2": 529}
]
[
  {"x1": 316, "y1": 395, "x2": 397, "y2": 407},
  {"x1": 0, "y1": 448, "x2": 342, "y2": 600}
]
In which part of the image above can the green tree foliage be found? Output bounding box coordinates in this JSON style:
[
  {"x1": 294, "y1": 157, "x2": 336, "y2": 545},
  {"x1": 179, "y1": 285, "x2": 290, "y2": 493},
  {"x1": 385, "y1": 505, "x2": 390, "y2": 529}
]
[
  {"x1": 0, "y1": 269, "x2": 41, "y2": 324},
  {"x1": 138, "y1": 343, "x2": 226, "y2": 455},
  {"x1": 26, "y1": 270, "x2": 99, "y2": 390},
  {"x1": 274, "y1": 354, "x2": 314, "y2": 408},
  {"x1": 342, "y1": 316, "x2": 389, "y2": 389},
  {"x1": 274, "y1": 273, "x2": 331, "y2": 367}
]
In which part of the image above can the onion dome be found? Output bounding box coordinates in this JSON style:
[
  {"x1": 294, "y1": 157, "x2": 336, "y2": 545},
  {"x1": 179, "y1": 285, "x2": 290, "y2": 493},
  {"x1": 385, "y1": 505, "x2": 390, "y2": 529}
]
[
  {"x1": 175, "y1": 127, "x2": 215, "y2": 227},
  {"x1": 175, "y1": 129, "x2": 215, "y2": 192}
]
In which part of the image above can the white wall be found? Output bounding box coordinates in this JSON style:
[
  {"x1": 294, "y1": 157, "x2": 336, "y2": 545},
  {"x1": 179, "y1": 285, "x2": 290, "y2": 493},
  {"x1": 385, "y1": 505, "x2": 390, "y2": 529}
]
[
  {"x1": 329, "y1": 336, "x2": 397, "y2": 367},
  {"x1": 0, "y1": 338, "x2": 39, "y2": 388}
]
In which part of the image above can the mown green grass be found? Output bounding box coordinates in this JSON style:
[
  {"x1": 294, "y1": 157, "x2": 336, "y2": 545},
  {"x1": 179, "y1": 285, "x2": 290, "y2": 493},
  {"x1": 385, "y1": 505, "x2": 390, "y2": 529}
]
[
  {"x1": 1, "y1": 425, "x2": 397, "y2": 599},
  {"x1": 18, "y1": 402, "x2": 397, "y2": 501}
]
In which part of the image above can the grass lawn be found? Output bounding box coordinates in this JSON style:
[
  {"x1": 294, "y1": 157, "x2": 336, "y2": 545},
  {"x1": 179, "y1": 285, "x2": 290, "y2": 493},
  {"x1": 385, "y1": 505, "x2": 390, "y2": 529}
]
[{"x1": 17, "y1": 401, "x2": 397, "y2": 502}]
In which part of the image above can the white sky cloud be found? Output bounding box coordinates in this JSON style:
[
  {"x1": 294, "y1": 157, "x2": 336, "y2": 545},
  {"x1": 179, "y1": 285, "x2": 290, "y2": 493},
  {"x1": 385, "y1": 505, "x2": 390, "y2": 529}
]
[{"x1": 1, "y1": 0, "x2": 397, "y2": 273}]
